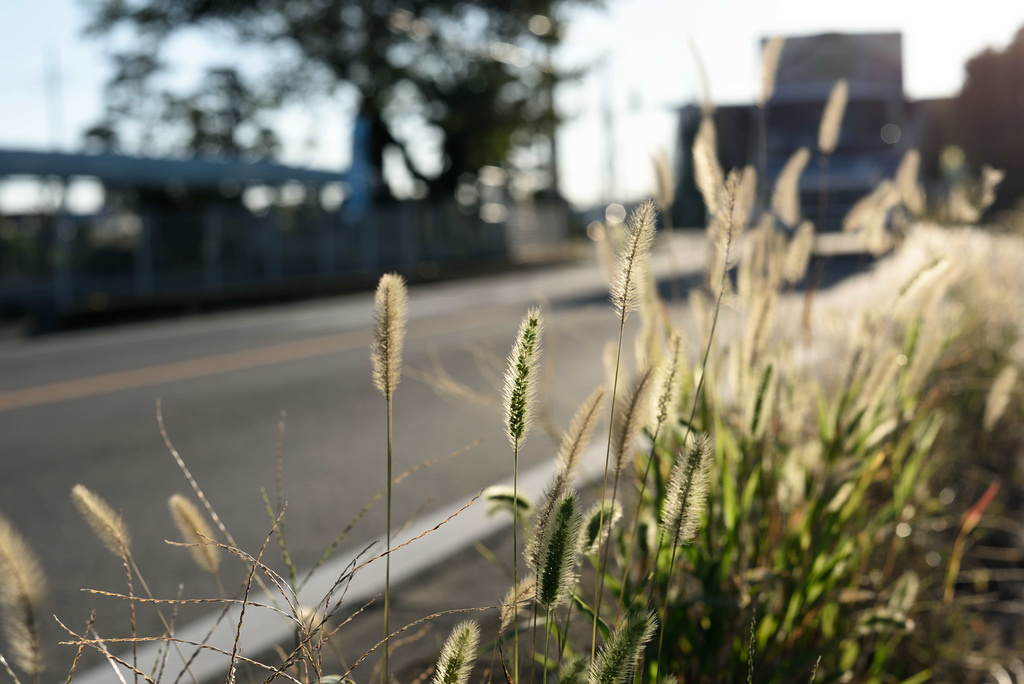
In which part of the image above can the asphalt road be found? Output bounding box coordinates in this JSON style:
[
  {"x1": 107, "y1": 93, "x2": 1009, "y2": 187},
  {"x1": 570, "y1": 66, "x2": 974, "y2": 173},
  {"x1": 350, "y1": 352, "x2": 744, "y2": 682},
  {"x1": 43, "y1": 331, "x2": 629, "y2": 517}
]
[{"x1": 0, "y1": 232, "x2": 711, "y2": 678}]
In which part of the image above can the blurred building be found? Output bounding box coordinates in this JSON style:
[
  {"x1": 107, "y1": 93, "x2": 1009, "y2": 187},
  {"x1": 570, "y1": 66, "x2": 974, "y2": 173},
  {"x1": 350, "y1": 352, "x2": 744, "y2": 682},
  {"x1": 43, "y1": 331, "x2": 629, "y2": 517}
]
[{"x1": 674, "y1": 32, "x2": 951, "y2": 230}]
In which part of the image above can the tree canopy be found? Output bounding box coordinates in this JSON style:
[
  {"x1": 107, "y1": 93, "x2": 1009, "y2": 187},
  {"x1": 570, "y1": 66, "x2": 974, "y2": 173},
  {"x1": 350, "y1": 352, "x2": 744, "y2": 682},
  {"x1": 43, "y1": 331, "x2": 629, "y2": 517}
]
[
  {"x1": 954, "y1": 26, "x2": 1024, "y2": 210},
  {"x1": 84, "y1": 0, "x2": 597, "y2": 202}
]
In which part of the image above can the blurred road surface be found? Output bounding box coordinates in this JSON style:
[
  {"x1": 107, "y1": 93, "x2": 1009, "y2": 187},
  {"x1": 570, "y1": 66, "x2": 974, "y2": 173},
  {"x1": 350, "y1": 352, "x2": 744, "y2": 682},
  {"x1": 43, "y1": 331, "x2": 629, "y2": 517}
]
[{"x1": 0, "y1": 231, "x2": 710, "y2": 677}]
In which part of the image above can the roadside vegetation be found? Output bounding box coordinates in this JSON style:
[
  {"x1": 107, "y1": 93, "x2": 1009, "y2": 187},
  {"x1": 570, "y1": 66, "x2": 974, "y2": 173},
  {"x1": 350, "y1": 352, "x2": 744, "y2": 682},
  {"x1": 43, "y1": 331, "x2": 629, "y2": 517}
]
[{"x1": 2, "y1": 46, "x2": 1024, "y2": 684}]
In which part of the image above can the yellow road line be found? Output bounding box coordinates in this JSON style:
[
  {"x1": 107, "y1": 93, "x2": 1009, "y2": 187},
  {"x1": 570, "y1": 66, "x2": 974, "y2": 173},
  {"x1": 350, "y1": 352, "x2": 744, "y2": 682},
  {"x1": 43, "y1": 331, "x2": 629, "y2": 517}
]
[
  {"x1": 0, "y1": 330, "x2": 370, "y2": 413},
  {"x1": 0, "y1": 304, "x2": 522, "y2": 414}
]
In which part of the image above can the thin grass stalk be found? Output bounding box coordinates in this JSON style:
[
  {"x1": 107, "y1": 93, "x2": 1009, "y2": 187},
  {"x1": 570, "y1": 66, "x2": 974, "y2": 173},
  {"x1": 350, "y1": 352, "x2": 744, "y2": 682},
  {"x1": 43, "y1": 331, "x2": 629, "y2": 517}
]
[
  {"x1": 590, "y1": 317, "x2": 624, "y2": 663},
  {"x1": 543, "y1": 607, "x2": 553, "y2": 684},
  {"x1": 372, "y1": 273, "x2": 407, "y2": 684},
  {"x1": 640, "y1": 181, "x2": 734, "y2": 675},
  {"x1": 597, "y1": 369, "x2": 653, "y2": 623},
  {"x1": 504, "y1": 309, "x2": 543, "y2": 682},
  {"x1": 514, "y1": 437, "x2": 522, "y2": 681},
  {"x1": 592, "y1": 201, "x2": 656, "y2": 662},
  {"x1": 618, "y1": 334, "x2": 683, "y2": 614},
  {"x1": 384, "y1": 396, "x2": 393, "y2": 684}
]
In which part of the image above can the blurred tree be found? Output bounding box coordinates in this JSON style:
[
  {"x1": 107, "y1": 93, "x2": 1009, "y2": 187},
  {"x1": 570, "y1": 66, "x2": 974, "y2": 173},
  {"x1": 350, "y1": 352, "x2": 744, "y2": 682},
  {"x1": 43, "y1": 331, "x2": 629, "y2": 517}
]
[
  {"x1": 84, "y1": 0, "x2": 593, "y2": 202},
  {"x1": 954, "y1": 26, "x2": 1024, "y2": 211}
]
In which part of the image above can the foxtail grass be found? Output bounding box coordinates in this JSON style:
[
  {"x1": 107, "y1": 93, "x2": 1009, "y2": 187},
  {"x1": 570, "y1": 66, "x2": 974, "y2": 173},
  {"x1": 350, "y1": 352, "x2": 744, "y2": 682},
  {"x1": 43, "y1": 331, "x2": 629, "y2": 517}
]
[
  {"x1": 526, "y1": 387, "x2": 605, "y2": 572},
  {"x1": 432, "y1": 621, "x2": 479, "y2": 684},
  {"x1": 758, "y1": 36, "x2": 785, "y2": 205},
  {"x1": 817, "y1": 79, "x2": 848, "y2": 157},
  {"x1": 503, "y1": 307, "x2": 543, "y2": 681},
  {"x1": 771, "y1": 148, "x2": 810, "y2": 227},
  {"x1": 168, "y1": 494, "x2": 223, "y2": 594},
  {"x1": 592, "y1": 200, "x2": 656, "y2": 662},
  {"x1": 0, "y1": 513, "x2": 45, "y2": 683},
  {"x1": 590, "y1": 609, "x2": 657, "y2": 684},
  {"x1": 618, "y1": 332, "x2": 685, "y2": 612},
  {"x1": 371, "y1": 272, "x2": 408, "y2": 684}
]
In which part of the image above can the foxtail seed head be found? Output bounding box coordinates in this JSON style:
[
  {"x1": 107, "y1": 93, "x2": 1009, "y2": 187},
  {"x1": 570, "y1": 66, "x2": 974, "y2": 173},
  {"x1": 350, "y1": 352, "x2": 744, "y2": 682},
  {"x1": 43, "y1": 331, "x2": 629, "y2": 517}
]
[
  {"x1": 612, "y1": 367, "x2": 655, "y2": 476},
  {"x1": 503, "y1": 308, "x2": 543, "y2": 447},
  {"x1": 693, "y1": 117, "x2": 724, "y2": 213},
  {"x1": 371, "y1": 273, "x2": 408, "y2": 398},
  {"x1": 525, "y1": 387, "x2": 605, "y2": 570},
  {"x1": 984, "y1": 365, "x2": 1018, "y2": 432},
  {"x1": 71, "y1": 484, "x2": 130, "y2": 557},
  {"x1": 0, "y1": 512, "x2": 45, "y2": 675},
  {"x1": 654, "y1": 332, "x2": 685, "y2": 435},
  {"x1": 663, "y1": 434, "x2": 713, "y2": 547},
  {"x1": 589, "y1": 609, "x2": 657, "y2": 684},
  {"x1": 771, "y1": 148, "x2": 810, "y2": 226},
  {"x1": 536, "y1": 492, "x2": 582, "y2": 609},
  {"x1": 818, "y1": 79, "x2": 848, "y2": 156},
  {"x1": 559, "y1": 657, "x2": 588, "y2": 684},
  {"x1": 758, "y1": 36, "x2": 785, "y2": 108},
  {"x1": 499, "y1": 575, "x2": 536, "y2": 634},
  {"x1": 431, "y1": 621, "x2": 480, "y2": 684},
  {"x1": 169, "y1": 494, "x2": 220, "y2": 574},
  {"x1": 610, "y1": 201, "x2": 657, "y2": 322},
  {"x1": 580, "y1": 500, "x2": 622, "y2": 555}
]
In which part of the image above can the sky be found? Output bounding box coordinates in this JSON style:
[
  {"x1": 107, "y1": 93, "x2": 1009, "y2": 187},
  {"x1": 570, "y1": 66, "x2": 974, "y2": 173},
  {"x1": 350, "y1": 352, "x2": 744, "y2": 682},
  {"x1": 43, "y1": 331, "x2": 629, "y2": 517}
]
[{"x1": 2, "y1": 0, "x2": 1024, "y2": 209}]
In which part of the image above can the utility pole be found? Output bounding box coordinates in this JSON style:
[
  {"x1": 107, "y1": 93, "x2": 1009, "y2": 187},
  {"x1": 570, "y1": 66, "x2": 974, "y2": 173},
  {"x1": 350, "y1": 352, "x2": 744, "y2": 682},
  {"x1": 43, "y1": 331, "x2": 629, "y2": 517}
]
[
  {"x1": 601, "y1": 60, "x2": 616, "y2": 204},
  {"x1": 45, "y1": 46, "x2": 64, "y2": 150}
]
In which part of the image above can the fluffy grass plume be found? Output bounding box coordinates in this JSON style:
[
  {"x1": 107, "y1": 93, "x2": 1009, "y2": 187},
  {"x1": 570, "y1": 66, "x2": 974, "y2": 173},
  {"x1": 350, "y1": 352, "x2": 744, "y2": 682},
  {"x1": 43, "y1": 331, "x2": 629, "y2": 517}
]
[
  {"x1": 818, "y1": 79, "x2": 848, "y2": 156},
  {"x1": 580, "y1": 500, "x2": 622, "y2": 555},
  {"x1": 503, "y1": 308, "x2": 543, "y2": 446},
  {"x1": 771, "y1": 147, "x2": 810, "y2": 226},
  {"x1": 693, "y1": 117, "x2": 724, "y2": 213},
  {"x1": 558, "y1": 657, "x2": 588, "y2": 684},
  {"x1": 431, "y1": 621, "x2": 480, "y2": 684},
  {"x1": 688, "y1": 37, "x2": 714, "y2": 116},
  {"x1": 652, "y1": 148, "x2": 675, "y2": 214},
  {"x1": 654, "y1": 332, "x2": 686, "y2": 436},
  {"x1": 662, "y1": 434, "x2": 713, "y2": 546},
  {"x1": 895, "y1": 149, "x2": 925, "y2": 215},
  {"x1": 588, "y1": 609, "x2": 657, "y2": 684},
  {"x1": 0, "y1": 513, "x2": 45, "y2": 677},
  {"x1": 784, "y1": 221, "x2": 815, "y2": 284},
  {"x1": 70, "y1": 484, "x2": 130, "y2": 556},
  {"x1": 168, "y1": 494, "x2": 220, "y2": 574},
  {"x1": 758, "y1": 36, "x2": 785, "y2": 107},
  {"x1": 526, "y1": 388, "x2": 605, "y2": 569},
  {"x1": 733, "y1": 165, "x2": 758, "y2": 234},
  {"x1": 371, "y1": 273, "x2": 408, "y2": 398},
  {"x1": 612, "y1": 367, "x2": 655, "y2": 476},
  {"x1": 499, "y1": 575, "x2": 537, "y2": 633},
  {"x1": 536, "y1": 492, "x2": 582, "y2": 609},
  {"x1": 984, "y1": 365, "x2": 1019, "y2": 431},
  {"x1": 610, "y1": 201, "x2": 657, "y2": 322}
]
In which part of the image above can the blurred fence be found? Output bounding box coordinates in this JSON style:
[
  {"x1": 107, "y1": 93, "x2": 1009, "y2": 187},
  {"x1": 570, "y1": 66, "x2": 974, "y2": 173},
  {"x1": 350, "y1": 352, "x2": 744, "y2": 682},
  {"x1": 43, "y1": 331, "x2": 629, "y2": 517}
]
[{"x1": 0, "y1": 199, "x2": 567, "y2": 325}]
